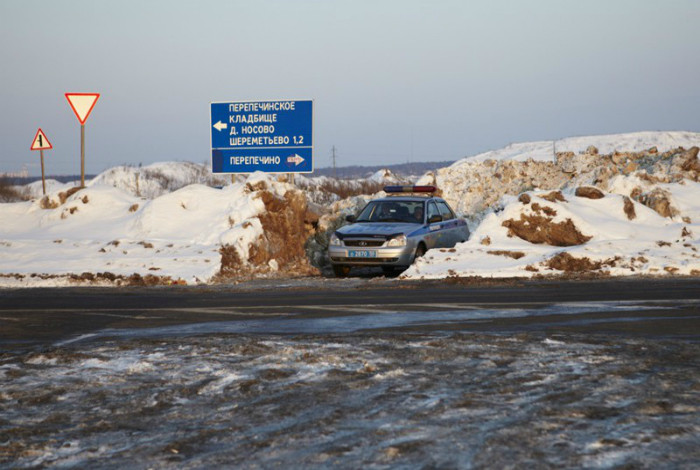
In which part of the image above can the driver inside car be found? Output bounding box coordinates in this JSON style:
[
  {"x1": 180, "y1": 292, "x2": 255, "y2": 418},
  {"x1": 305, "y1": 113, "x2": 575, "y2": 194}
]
[
  {"x1": 413, "y1": 205, "x2": 424, "y2": 224},
  {"x1": 378, "y1": 204, "x2": 395, "y2": 220}
]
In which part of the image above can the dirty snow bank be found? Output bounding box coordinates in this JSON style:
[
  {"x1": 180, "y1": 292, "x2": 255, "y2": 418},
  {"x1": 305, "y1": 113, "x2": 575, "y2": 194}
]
[
  {"x1": 462, "y1": 131, "x2": 700, "y2": 164},
  {"x1": 296, "y1": 169, "x2": 404, "y2": 206},
  {"x1": 3, "y1": 131, "x2": 699, "y2": 285},
  {"x1": 0, "y1": 173, "x2": 318, "y2": 286},
  {"x1": 420, "y1": 131, "x2": 700, "y2": 219},
  {"x1": 406, "y1": 131, "x2": 700, "y2": 280},
  {"x1": 404, "y1": 184, "x2": 700, "y2": 279}
]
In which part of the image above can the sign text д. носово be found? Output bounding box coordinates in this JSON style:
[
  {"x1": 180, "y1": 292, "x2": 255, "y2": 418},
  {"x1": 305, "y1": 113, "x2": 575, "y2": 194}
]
[{"x1": 210, "y1": 100, "x2": 312, "y2": 174}]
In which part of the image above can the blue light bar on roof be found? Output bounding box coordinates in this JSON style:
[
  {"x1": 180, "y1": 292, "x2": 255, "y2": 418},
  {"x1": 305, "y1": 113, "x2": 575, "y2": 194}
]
[{"x1": 384, "y1": 185, "x2": 437, "y2": 193}]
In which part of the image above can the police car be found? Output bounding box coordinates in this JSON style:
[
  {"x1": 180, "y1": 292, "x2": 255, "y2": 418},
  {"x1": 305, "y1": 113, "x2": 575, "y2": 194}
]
[{"x1": 328, "y1": 186, "x2": 470, "y2": 277}]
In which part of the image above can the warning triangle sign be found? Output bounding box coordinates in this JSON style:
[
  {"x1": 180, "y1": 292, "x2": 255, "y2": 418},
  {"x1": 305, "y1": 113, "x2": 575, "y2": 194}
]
[
  {"x1": 30, "y1": 128, "x2": 53, "y2": 151},
  {"x1": 65, "y1": 93, "x2": 100, "y2": 124}
]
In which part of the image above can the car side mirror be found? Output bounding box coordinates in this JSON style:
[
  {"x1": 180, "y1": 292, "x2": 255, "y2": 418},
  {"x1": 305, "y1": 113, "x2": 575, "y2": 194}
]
[
  {"x1": 345, "y1": 214, "x2": 356, "y2": 223},
  {"x1": 428, "y1": 215, "x2": 443, "y2": 224}
]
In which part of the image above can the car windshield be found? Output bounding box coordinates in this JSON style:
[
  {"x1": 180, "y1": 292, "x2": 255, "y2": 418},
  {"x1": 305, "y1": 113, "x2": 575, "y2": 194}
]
[{"x1": 356, "y1": 200, "x2": 425, "y2": 224}]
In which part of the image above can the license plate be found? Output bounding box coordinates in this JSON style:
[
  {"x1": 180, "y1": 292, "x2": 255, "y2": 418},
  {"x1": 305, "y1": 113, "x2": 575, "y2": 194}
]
[{"x1": 348, "y1": 250, "x2": 377, "y2": 258}]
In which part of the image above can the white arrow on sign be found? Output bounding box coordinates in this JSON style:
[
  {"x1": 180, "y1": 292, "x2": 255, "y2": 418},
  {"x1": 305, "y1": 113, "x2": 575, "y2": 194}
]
[
  {"x1": 287, "y1": 154, "x2": 305, "y2": 166},
  {"x1": 213, "y1": 121, "x2": 227, "y2": 132}
]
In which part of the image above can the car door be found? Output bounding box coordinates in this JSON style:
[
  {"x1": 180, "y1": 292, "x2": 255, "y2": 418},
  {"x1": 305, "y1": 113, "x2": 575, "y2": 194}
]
[
  {"x1": 425, "y1": 201, "x2": 443, "y2": 248},
  {"x1": 437, "y1": 201, "x2": 458, "y2": 246}
]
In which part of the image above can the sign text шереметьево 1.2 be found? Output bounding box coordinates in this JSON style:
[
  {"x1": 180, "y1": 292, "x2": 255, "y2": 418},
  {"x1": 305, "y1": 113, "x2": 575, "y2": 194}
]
[{"x1": 210, "y1": 100, "x2": 313, "y2": 174}]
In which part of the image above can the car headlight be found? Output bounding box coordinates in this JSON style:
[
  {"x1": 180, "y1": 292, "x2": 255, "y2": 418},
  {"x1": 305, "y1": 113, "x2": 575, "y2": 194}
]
[
  {"x1": 329, "y1": 233, "x2": 342, "y2": 246},
  {"x1": 386, "y1": 234, "x2": 407, "y2": 247}
]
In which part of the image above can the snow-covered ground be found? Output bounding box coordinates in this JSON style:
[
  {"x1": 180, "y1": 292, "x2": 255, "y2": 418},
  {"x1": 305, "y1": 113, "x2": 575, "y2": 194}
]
[
  {"x1": 405, "y1": 131, "x2": 700, "y2": 280},
  {"x1": 5, "y1": 331, "x2": 698, "y2": 468},
  {"x1": 1, "y1": 131, "x2": 699, "y2": 286},
  {"x1": 0, "y1": 173, "x2": 297, "y2": 286},
  {"x1": 404, "y1": 182, "x2": 700, "y2": 279}
]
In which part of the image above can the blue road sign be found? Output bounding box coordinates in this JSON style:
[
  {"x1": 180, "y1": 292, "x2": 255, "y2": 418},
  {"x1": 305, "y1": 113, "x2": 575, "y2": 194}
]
[{"x1": 210, "y1": 99, "x2": 313, "y2": 173}]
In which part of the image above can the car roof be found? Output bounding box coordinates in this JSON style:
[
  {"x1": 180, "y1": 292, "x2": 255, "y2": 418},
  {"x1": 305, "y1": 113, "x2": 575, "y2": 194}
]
[{"x1": 373, "y1": 196, "x2": 444, "y2": 203}]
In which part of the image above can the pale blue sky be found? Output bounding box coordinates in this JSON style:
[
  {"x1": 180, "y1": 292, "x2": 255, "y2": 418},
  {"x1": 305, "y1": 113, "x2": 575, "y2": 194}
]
[{"x1": 1, "y1": 0, "x2": 698, "y2": 176}]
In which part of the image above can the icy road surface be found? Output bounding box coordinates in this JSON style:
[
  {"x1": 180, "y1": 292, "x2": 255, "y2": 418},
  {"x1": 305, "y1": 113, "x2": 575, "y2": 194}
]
[
  {"x1": 2, "y1": 333, "x2": 698, "y2": 468},
  {"x1": 1, "y1": 295, "x2": 699, "y2": 468}
]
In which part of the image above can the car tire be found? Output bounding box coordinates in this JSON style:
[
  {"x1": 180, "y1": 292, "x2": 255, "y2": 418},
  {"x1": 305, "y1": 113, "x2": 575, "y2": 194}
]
[
  {"x1": 413, "y1": 243, "x2": 426, "y2": 263},
  {"x1": 381, "y1": 266, "x2": 396, "y2": 275},
  {"x1": 332, "y1": 265, "x2": 351, "y2": 278}
]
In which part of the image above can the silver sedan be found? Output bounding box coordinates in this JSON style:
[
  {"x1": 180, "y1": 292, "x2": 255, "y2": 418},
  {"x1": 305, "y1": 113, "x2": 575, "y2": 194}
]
[{"x1": 328, "y1": 193, "x2": 469, "y2": 277}]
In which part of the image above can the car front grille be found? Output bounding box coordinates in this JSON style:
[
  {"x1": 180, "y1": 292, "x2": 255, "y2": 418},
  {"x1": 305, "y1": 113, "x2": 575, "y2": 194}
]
[{"x1": 343, "y1": 240, "x2": 385, "y2": 247}]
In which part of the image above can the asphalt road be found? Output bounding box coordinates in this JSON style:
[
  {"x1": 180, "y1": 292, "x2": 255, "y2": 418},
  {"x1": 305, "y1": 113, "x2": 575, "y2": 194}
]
[{"x1": 1, "y1": 277, "x2": 700, "y2": 351}]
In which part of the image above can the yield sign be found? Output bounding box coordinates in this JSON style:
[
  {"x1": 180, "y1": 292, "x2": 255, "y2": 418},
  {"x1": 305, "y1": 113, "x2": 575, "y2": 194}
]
[
  {"x1": 30, "y1": 128, "x2": 53, "y2": 151},
  {"x1": 65, "y1": 93, "x2": 100, "y2": 124}
]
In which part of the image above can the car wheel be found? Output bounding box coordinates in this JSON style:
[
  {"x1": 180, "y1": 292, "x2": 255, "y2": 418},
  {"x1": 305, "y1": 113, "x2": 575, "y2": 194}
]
[
  {"x1": 413, "y1": 243, "x2": 426, "y2": 262},
  {"x1": 332, "y1": 265, "x2": 351, "y2": 278}
]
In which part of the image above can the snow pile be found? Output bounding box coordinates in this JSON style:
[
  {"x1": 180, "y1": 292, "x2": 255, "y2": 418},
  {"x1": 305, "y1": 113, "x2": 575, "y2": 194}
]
[
  {"x1": 89, "y1": 162, "x2": 230, "y2": 199},
  {"x1": 295, "y1": 173, "x2": 399, "y2": 206},
  {"x1": 419, "y1": 131, "x2": 700, "y2": 220},
  {"x1": 21, "y1": 179, "x2": 73, "y2": 199},
  {"x1": 404, "y1": 183, "x2": 700, "y2": 279},
  {"x1": 2, "y1": 130, "x2": 698, "y2": 286},
  {"x1": 462, "y1": 131, "x2": 700, "y2": 164},
  {"x1": 367, "y1": 169, "x2": 401, "y2": 184},
  {"x1": 406, "y1": 131, "x2": 700, "y2": 280},
  {"x1": 17, "y1": 162, "x2": 231, "y2": 201},
  {"x1": 0, "y1": 173, "x2": 318, "y2": 286}
]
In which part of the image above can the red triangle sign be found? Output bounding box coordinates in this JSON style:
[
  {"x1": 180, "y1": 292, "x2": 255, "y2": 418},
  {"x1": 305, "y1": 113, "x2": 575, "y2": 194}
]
[
  {"x1": 65, "y1": 93, "x2": 100, "y2": 124},
  {"x1": 30, "y1": 128, "x2": 53, "y2": 151}
]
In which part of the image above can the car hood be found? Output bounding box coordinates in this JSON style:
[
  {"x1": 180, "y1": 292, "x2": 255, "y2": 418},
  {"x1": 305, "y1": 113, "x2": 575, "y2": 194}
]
[{"x1": 336, "y1": 222, "x2": 421, "y2": 238}]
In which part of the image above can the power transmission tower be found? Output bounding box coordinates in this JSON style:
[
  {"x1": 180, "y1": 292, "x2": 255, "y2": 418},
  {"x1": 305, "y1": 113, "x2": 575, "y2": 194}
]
[{"x1": 331, "y1": 146, "x2": 337, "y2": 179}]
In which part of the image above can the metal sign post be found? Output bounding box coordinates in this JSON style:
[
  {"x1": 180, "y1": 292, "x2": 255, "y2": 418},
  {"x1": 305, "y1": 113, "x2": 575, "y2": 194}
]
[
  {"x1": 65, "y1": 93, "x2": 100, "y2": 187},
  {"x1": 40, "y1": 150, "x2": 46, "y2": 195},
  {"x1": 30, "y1": 128, "x2": 53, "y2": 195},
  {"x1": 81, "y1": 124, "x2": 85, "y2": 187},
  {"x1": 210, "y1": 99, "x2": 313, "y2": 174}
]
